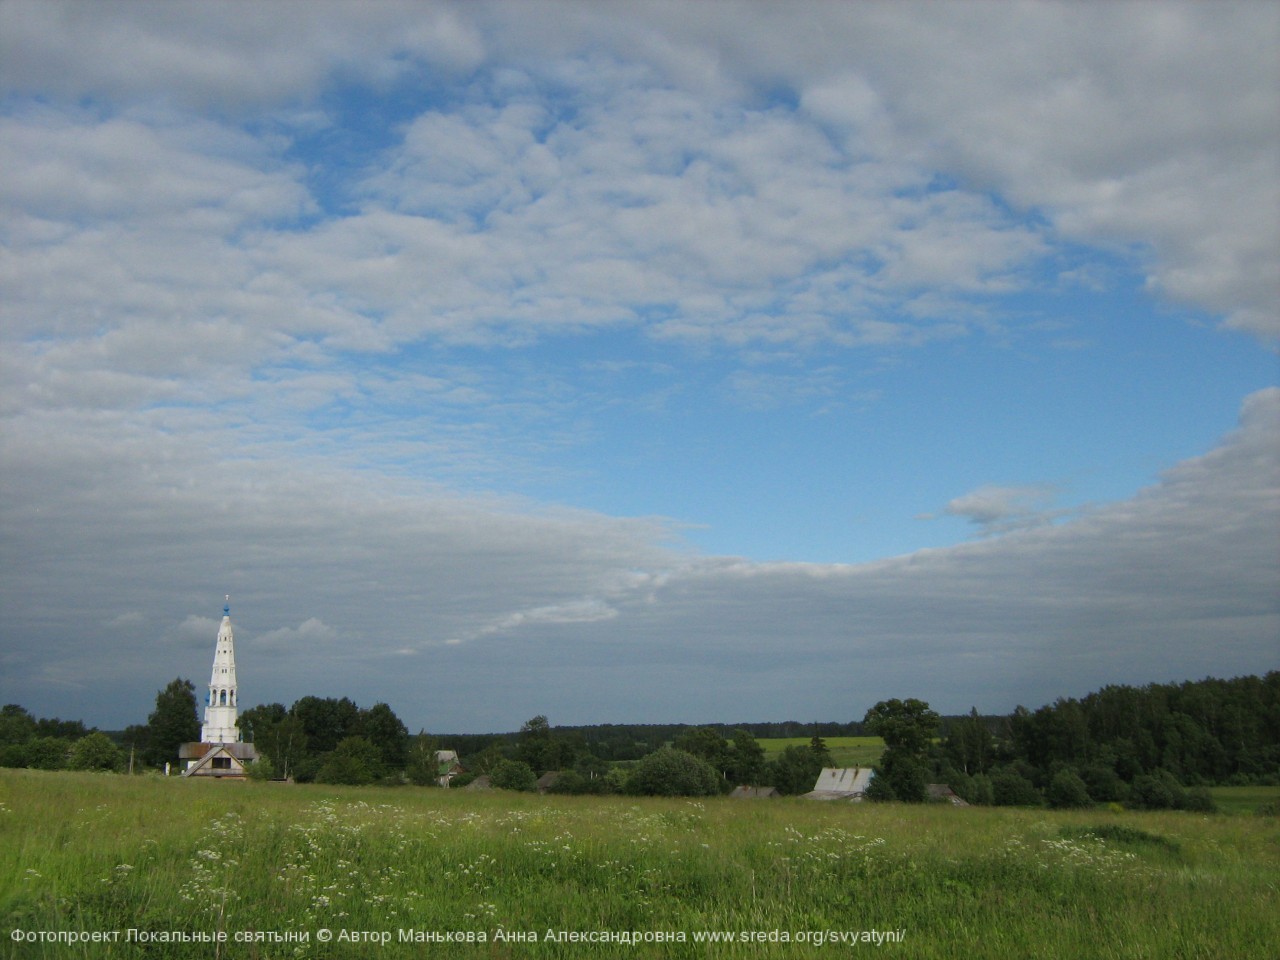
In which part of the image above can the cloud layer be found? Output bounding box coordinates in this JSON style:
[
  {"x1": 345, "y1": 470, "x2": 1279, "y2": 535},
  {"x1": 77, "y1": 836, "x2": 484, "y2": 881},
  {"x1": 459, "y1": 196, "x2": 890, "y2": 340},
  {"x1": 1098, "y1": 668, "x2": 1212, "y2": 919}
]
[{"x1": 1, "y1": 1, "x2": 1276, "y2": 730}]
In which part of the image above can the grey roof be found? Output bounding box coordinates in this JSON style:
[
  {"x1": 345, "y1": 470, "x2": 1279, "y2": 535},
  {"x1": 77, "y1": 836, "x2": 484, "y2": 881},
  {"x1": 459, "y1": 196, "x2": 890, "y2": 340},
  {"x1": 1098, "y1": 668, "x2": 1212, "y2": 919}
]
[
  {"x1": 927, "y1": 784, "x2": 970, "y2": 806},
  {"x1": 804, "y1": 766, "x2": 874, "y2": 801},
  {"x1": 729, "y1": 785, "x2": 779, "y2": 799}
]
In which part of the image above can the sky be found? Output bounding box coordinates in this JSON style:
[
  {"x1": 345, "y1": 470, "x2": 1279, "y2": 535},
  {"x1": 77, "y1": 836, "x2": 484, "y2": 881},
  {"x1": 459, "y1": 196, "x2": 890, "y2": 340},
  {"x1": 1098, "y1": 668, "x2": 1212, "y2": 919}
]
[{"x1": 1, "y1": 1, "x2": 1277, "y2": 735}]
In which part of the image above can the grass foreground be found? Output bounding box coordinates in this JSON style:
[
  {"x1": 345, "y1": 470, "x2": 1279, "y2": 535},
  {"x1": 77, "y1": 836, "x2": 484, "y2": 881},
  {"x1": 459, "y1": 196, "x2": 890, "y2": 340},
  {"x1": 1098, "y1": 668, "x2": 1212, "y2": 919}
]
[{"x1": 2, "y1": 770, "x2": 1278, "y2": 958}]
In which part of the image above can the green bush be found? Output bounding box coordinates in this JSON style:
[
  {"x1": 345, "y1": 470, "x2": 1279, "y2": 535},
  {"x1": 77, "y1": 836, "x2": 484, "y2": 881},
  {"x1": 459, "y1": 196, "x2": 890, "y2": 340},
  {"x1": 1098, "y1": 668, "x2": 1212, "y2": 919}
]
[
  {"x1": 316, "y1": 736, "x2": 384, "y2": 785},
  {"x1": 992, "y1": 770, "x2": 1042, "y2": 806},
  {"x1": 864, "y1": 774, "x2": 896, "y2": 803},
  {"x1": 1047, "y1": 769, "x2": 1092, "y2": 809},
  {"x1": 490, "y1": 759, "x2": 537, "y2": 792},
  {"x1": 1079, "y1": 763, "x2": 1126, "y2": 802},
  {"x1": 877, "y1": 756, "x2": 928, "y2": 803},
  {"x1": 1182, "y1": 786, "x2": 1217, "y2": 813},
  {"x1": 68, "y1": 732, "x2": 121, "y2": 772},
  {"x1": 247, "y1": 754, "x2": 277, "y2": 781},
  {"x1": 547, "y1": 769, "x2": 588, "y2": 794},
  {"x1": 629, "y1": 747, "x2": 720, "y2": 797},
  {"x1": 1129, "y1": 770, "x2": 1187, "y2": 810}
]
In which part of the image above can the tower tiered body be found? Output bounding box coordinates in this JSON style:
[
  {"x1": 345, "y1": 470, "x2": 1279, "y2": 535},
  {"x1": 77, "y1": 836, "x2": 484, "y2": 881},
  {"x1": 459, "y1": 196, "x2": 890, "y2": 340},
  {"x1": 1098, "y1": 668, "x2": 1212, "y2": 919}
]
[{"x1": 201, "y1": 598, "x2": 240, "y2": 744}]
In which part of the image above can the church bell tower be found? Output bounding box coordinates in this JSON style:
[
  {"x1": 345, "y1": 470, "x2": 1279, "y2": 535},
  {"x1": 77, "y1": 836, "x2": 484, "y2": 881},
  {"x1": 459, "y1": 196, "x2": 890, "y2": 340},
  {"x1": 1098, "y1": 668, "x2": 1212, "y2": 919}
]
[{"x1": 201, "y1": 596, "x2": 241, "y2": 743}]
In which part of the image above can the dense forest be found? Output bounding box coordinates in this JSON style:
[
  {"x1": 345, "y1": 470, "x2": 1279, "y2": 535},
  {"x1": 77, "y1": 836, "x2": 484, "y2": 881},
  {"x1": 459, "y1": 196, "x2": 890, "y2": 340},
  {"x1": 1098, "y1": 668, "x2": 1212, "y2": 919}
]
[
  {"x1": 930, "y1": 672, "x2": 1280, "y2": 809},
  {"x1": 1, "y1": 672, "x2": 1275, "y2": 809}
]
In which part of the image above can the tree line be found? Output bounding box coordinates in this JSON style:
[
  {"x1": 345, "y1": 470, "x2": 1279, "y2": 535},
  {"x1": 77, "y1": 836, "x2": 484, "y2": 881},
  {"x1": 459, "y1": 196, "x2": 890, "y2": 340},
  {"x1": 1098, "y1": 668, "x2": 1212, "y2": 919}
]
[
  {"x1": 929, "y1": 672, "x2": 1280, "y2": 810},
  {"x1": 2, "y1": 672, "x2": 1275, "y2": 808}
]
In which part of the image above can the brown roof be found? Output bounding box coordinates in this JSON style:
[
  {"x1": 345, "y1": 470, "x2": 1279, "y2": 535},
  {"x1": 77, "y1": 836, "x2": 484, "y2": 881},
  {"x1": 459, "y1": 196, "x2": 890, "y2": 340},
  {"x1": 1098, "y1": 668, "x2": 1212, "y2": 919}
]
[{"x1": 178, "y1": 741, "x2": 258, "y2": 761}]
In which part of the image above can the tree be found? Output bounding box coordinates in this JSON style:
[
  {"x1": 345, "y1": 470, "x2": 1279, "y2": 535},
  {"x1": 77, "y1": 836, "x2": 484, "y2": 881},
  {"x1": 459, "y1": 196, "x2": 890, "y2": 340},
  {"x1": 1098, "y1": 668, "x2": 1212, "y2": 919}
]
[
  {"x1": 808, "y1": 733, "x2": 833, "y2": 767},
  {"x1": 864, "y1": 698, "x2": 939, "y2": 804},
  {"x1": 468, "y1": 742, "x2": 508, "y2": 776},
  {"x1": 490, "y1": 759, "x2": 537, "y2": 792},
  {"x1": 878, "y1": 754, "x2": 928, "y2": 803},
  {"x1": 291, "y1": 696, "x2": 361, "y2": 754},
  {"x1": 362, "y1": 702, "x2": 409, "y2": 771},
  {"x1": 406, "y1": 731, "x2": 441, "y2": 787},
  {"x1": 728, "y1": 729, "x2": 765, "y2": 785},
  {"x1": 629, "y1": 747, "x2": 720, "y2": 797},
  {"x1": 516, "y1": 715, "x2": 558, "y2": 774},
  {"x1": 69, "y1": 732, "x2": 121, "y2": 772},
  {"x1": 316, "y1": 736, "x2": 383, "y2": 785},
  {"x1": 256, "y1": 714, "x2": 308, "y2": 781},
  {"x1": 944, "y1": 708, "x2": 995, "y2": 775},
  {"x1": 864, "y1": 773, "x2": 897, "y2": 803},
  {"x1": 547, "y1": 769, "x2": 589, "y2": 794},
  {"x1": 144, "y1": 679, "x2": 199, "y2": 769},
  {"x1": 1129, "y1": 770, "x2": 1187, "y2": 810},
  {"x1": 992, "y1": 769, "x2": 1042, "y2": 806},
  {"x1": 0, "y1": 704, "x2": 37, "y2": 745},
  {"x1": 1047, "y1": 769, "x2": 1092, "y2": 809},
  {"x1": 673, "y1": 727, "x2": 730, "y2": 770},
  {"x1": 237, "y1": 702, "x2": 287, "y2": 743},
  {"x1": 864, "y1": 698, "x2": 940, "y2": 756},
  {"x1": 22, "y1": 737, "x2": 69, "y2": 770},
  {"x1": 769, "y1": 744, "x2": 825, "y2": 795}
]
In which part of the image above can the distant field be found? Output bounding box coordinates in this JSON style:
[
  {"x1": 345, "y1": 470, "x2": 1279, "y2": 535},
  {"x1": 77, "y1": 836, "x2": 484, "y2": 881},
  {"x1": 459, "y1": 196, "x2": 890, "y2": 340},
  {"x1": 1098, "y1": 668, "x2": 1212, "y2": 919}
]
[
  {"x1": 3, "y1": 769, "x2": 1277, "y2": 959},
  {"x1": 1209, "y1": 784, "x2": 1280, "y2": 815},
  {"x1": 757, "y1": 736, "x2": 883, "y2": 768}
]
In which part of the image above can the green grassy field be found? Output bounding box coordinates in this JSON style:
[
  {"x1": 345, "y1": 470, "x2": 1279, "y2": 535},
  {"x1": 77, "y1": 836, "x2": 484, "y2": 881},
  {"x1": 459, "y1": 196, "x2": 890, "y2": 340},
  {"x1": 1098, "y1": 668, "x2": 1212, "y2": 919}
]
[
  {"x1": 756, "y1": 736, "x2": 883, "y2": 768},
  {"x1": 1208, "y1": 785, "x2": 1280, "y2": 816},
  {"x1": 2, "y1": 770, "x2": 1277, "y2": 959}
]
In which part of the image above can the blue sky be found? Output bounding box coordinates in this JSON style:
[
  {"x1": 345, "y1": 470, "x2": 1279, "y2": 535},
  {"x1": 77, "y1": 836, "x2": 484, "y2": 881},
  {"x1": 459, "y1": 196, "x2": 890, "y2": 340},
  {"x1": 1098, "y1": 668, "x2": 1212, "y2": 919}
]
[{"x1": 1, "y1": 1, "x2": 1277, "y2": 733}]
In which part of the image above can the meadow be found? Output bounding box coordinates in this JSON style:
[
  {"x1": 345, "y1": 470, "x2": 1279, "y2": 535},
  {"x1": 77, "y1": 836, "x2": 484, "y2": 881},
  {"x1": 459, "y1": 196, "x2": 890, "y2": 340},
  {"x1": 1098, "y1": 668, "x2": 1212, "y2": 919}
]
[{"x1": 2, "y1": 770, "x2": 1277, "y2": 959}]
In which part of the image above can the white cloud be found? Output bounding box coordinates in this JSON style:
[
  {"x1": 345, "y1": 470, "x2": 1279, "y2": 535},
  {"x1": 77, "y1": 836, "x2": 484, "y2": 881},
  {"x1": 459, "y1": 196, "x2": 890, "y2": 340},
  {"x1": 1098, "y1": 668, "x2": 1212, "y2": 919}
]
[
  {"x1": 941, "y1": 484, "x2": 1068, "y2": 536},
  {"x1": 253, "y1": 618, "x2": 340, "y2": 650},
  {"x1": 174, "y1": 615, "x2": 221, "y2": 648},
  {"x1": 0, "y1": 0, "x2": 484, "y2": 108}
]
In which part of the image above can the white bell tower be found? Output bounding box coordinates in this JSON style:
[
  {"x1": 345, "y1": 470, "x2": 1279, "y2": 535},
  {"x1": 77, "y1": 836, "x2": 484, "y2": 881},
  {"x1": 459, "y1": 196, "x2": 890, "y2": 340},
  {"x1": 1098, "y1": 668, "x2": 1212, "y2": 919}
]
[{"x1": 201, "y1": 596, "x2": 241, "y2": 744}]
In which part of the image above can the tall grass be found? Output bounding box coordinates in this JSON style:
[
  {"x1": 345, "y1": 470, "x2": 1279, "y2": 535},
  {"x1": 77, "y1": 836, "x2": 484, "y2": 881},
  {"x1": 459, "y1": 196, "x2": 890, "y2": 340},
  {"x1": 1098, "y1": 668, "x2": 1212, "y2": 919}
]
[{"x1": 2, "y1": 769, "x2": 1277, "y2": 958}]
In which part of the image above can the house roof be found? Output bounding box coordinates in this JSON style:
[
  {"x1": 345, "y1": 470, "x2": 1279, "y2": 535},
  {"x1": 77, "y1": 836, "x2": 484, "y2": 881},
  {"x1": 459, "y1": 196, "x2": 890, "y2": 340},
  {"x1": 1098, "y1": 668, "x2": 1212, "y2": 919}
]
[
  {"x1": 729, "y1": 785, "x2": 779, "y2": 799},
  {"x1": 926, "y1": 783, "x2": 970, "y2": 806},
  {"x1": 179, "y1": 741, "x2": 258, "y2": 760},
  {"x1": 804, "y1": 766, "x2": 874, "y2": 800},
  {"x1": 181, "y1": 742, "x2": 258, "y2": 777}
]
